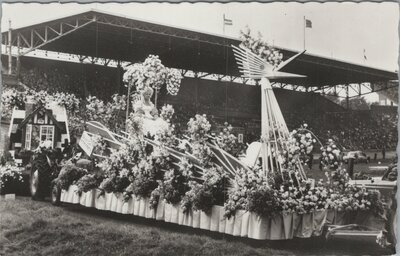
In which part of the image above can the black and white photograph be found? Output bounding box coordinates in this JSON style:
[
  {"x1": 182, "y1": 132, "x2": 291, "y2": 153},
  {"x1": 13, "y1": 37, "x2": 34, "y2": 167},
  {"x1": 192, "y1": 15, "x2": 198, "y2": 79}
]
[{"x1": 0, "y1": 1, "x2": 398, "y2": 255}]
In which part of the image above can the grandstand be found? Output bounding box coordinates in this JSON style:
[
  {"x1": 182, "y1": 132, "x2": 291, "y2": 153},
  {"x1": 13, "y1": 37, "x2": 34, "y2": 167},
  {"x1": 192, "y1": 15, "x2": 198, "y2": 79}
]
[{"x1": 1, "y1": 9, "x2": 398, "y2": 152}]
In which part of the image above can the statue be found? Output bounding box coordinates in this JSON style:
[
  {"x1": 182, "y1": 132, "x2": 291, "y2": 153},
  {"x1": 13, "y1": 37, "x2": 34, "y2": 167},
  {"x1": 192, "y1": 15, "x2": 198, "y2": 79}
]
[{"x1": 133, "y1": 86, "x2": 168, "y2": 136}]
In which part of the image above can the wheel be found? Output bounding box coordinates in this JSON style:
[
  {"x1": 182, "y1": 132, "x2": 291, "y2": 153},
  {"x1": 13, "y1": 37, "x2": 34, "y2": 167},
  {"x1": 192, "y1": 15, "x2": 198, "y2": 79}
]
[
  {"x1": 30, "y1": 168, "x2": 43, "y2": 200},
  {"x1": 50, "y1": 183, "x2": 61, "y2": 206}
]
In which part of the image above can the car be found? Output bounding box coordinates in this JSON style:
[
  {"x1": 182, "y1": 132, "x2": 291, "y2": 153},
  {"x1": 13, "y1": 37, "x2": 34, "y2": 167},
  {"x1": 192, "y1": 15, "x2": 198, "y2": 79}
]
[
  {"x1": 343, "y1": 150, "x2": 370, "y2": 164},
  {"x1": 348, "y1": 162, "x2": 397, "y2": 247}
]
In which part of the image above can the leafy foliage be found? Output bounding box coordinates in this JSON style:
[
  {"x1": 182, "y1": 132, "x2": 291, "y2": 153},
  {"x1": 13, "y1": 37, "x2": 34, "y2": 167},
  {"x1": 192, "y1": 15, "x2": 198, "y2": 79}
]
[{"x1": 56, "y1": 163, "x2": 87, "y2": 190}]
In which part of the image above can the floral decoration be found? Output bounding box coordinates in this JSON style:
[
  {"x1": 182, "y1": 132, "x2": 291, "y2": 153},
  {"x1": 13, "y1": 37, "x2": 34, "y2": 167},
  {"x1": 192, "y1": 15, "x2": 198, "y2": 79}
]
[
  {"x1": 182, "y1": 165, "x2": 229, "y2": 214},
  {"x1": 160, "y1": 104, "x2": 175, "y2": 123},
  {"x1": 0, "y1": 165, "x2": 24, "y2": 194},
  {"x1": 240, "y1": 27, "x2": 283, "y2": 67},
  {"x1": 215, "y1": 122, "x2": 238, "y2": 156},
  {"x1": 165, "y1": 68, "x2": 182, "y2": 95},
  {"x1": 320, "y1": 139, "x2": 342, "y2": 171},
  {"x1": 123, "y1": 55, "x2": 182, "y2": 96}
]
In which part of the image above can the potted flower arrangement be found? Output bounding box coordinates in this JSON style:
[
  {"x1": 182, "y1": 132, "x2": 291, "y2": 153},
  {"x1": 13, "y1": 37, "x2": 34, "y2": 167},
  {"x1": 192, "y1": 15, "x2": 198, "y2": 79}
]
[
  {"x1": 187, "y1": 114, "x2": 212, "y2": 165},
  {"x1": 0, "y1": 165, "x2": 24, "y2": 196},
  {"x1": 123, "y1": 55, "x2": 182, "y2": 107}
]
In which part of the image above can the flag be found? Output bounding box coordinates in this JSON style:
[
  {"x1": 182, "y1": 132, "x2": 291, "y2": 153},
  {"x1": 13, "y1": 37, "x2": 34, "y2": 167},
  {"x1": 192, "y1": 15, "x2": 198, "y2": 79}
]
[
  {"x1": 305, "y1": 19, "x2": 312, "y2": 28},
  {"x1": 363, "y1": 49, "x2": 367, "y2": 60},
  {"x1": 223, "y1": 14, "x2": 233, "y2": 26}
]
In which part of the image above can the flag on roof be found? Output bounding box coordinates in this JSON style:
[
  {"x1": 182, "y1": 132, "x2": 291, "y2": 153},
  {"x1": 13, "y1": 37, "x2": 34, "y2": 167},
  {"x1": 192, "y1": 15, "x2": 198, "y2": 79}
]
[
  {"x1": 305, "y1": 19, "x2": 312, "y2": 28},
  {"x1": 223, "y1": 14, "x2": 233, "y2": 26}
]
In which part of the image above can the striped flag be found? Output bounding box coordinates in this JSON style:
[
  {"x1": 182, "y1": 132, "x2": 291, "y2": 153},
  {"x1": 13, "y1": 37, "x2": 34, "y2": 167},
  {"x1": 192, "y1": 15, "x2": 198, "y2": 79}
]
[
  {"x1": 223, "y1": 14, "x2": 233, "y2": 26},
  {"x1": 305, "y1": 19, "x2": 312, "y2": 28}
]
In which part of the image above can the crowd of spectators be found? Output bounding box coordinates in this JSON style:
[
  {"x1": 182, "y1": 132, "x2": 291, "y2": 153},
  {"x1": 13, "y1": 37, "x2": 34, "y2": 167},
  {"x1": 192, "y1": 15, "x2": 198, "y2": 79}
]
[
  {"x1": 18, "y1": 57, "x2": 122, "y2": 100},
  {"x1": 14, "y1": 58, "x2": 397, "y2": 152},
  {"x1": 283, "y1": 111, "x2": 397, "y2": 151}
]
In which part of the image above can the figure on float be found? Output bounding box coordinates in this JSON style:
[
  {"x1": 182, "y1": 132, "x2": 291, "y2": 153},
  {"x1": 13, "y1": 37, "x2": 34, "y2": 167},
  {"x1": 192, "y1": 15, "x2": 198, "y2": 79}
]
[{"x1": 132, "y1": 86, "x2": 168, "y2": 136}]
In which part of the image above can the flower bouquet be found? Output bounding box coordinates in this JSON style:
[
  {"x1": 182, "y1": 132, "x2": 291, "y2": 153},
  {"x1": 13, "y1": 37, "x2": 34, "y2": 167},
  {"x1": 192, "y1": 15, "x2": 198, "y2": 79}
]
[{"x1": 0, "y1": 165, "x2": 24, "y2": 195}]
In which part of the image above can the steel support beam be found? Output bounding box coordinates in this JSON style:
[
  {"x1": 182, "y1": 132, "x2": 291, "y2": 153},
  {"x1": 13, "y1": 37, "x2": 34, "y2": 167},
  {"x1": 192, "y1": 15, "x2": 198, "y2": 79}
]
[{"x1": 15, "y1": 18, "x2": 95, "y2": 57}]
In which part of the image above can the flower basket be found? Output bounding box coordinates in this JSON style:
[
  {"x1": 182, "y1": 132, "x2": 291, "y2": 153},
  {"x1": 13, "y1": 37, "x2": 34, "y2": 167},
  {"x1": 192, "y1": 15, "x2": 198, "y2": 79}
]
[
  {"x1": 192, "y1": 210, "x2": 201, "y2": 228},
  {"x1": 247, "y1": 212, "x2": 270, "y2": 240},
  {"x1": 210, "y1": 205, "x2": 222, "y2": 232},
  {"x1": 312, "y1": 210, "x2": 327, "y2": 236},
  {"x1": 282, "y1": 212, "x2": 294, "y2": 239},
  {"x1": 200, "y1": 210, "x2": 211, "y2": 230},
  {"x1": 270, "y1": 214, "x2": 285, "y2": 240},
  {"x1": 156, "y1": 199, "x2": 165, "y2": 220}
]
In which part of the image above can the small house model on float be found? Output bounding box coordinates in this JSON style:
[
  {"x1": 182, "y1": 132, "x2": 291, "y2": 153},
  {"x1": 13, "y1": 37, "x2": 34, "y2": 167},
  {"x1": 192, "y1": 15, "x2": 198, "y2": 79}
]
[{"x1": 8, "y1": 96, "x2": 70, "y2": 164}]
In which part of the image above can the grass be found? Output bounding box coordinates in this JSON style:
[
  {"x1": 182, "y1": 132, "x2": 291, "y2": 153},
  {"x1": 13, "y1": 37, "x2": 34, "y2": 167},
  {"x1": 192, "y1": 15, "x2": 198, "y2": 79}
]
[{"x1": 0, "y1": 198, "x2": 394, "y2": 256}]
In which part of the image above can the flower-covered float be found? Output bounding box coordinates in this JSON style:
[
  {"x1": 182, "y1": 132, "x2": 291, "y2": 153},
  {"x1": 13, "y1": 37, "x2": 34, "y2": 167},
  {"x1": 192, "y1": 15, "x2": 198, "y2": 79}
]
[{"x1": 50, "y1": 40, "x2": 392, "y2": 244}]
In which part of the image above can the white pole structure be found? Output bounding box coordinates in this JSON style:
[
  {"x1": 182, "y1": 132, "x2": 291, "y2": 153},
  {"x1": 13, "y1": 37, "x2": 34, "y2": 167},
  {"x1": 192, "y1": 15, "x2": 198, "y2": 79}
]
[
  {"x1": 232, "y1": 45, "x2": 307, "y2": 180},
  {"x1": 303, "y1": 16, "x2": 306, "y2": 51},
  {"x1": 125, "y1": 83, "x2": 131, "y2": 132},
  {"x1": 223, "y1": 14, "x2": 225, "y2": 35},
  {"x1": 8, "y1": 20, "x2": 12, "y2": 75}
]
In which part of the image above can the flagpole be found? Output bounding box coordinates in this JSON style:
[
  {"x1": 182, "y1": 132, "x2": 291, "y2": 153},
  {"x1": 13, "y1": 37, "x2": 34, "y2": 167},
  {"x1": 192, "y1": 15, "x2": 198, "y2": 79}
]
[
  {"x1": 303, "y1": 16, "x2": 306, "y2": 50},
  {"x1": 223, "y1": 14, "x2": 225, "y2": 35}
]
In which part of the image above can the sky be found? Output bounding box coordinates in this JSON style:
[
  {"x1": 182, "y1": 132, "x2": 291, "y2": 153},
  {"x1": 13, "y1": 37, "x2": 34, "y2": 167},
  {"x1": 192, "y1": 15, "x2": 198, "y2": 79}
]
[
  {"x1": 0, "y1": 2, "x2": 398, "y2": 103},
  {"x1": 1, "y1": 2, "x2": 398, "y2": 72}
]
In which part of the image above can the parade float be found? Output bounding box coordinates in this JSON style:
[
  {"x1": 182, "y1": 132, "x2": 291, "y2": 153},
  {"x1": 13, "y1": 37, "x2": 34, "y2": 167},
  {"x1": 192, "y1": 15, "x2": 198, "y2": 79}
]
[
  {"x1": 0, "y1": 34, "x2": 394, "y2": 245},
  {"x1": 53, "y1": 45, "x2": 394, "y2": 244}
]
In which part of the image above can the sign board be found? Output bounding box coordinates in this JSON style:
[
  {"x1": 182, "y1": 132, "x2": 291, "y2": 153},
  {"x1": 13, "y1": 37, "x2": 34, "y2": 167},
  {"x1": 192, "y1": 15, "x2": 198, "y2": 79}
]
[
  {"x1": 79, "y1": 131, "x2": 95, "y2": 157},
  {"x1": 238, "y1": 133, "x2": 244, "y2": 143},
  {"x1": 5, "y1": 194, "x2": 16, "y2": 200}
]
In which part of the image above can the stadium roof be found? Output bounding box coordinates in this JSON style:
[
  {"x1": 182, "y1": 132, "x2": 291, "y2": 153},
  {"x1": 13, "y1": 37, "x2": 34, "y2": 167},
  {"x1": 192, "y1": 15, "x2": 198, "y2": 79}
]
[{"x1": 2, "y1": 9, "x2": 397, "y2": 87}]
